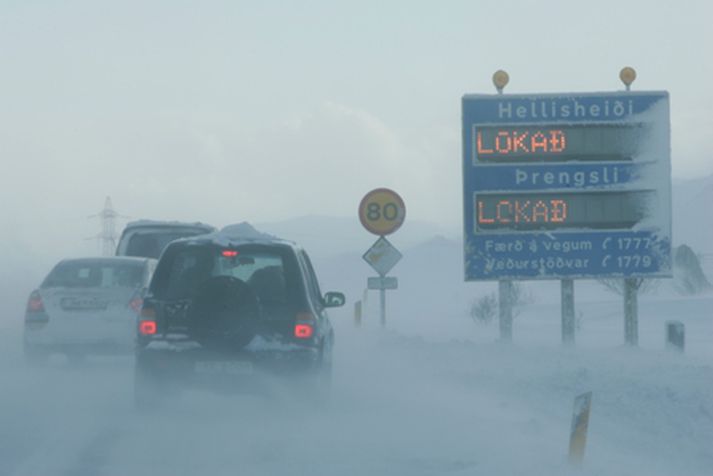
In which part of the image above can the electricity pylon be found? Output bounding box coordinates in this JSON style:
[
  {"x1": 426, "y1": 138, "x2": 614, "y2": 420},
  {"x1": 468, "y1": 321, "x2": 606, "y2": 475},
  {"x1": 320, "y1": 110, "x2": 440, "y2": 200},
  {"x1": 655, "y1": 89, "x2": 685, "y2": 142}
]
[{"x1": 88, "y1": 196, "x2": 127, "y2": 256}]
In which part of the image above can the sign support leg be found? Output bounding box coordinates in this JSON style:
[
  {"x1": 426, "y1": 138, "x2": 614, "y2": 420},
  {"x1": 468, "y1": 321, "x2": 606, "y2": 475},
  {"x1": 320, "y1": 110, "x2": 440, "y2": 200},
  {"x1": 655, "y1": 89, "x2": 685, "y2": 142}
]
[
  {"x1": 624, "y1": 278, "x2": 639, "y2": 346},
  {"x1": 561, "y1": 279, "x2": 575, "y2": 345},
  {"x1": 498, "y1": 280, "x2": 513, "y2": 341},
  {"x1": 354, "y1": 300, "x2": 362, "y2": 328},
  {"x1": 379, "y1": 287, "x2": 386, "y2": 328}
]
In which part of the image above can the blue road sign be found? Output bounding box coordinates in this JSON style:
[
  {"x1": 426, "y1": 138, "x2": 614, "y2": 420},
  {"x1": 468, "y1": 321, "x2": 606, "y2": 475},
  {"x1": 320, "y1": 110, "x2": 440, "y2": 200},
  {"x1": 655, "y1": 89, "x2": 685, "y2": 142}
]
[{"x1": 462, "y1": 91, "x2": 671, "y2": 280}]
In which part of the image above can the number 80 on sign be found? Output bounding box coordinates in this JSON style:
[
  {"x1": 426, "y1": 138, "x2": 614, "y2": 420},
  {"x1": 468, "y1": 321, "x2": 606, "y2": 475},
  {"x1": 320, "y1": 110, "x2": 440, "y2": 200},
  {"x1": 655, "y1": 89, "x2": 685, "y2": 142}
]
[{"x1": 358, "y1": 188, "x2": 406, "y2": 236}]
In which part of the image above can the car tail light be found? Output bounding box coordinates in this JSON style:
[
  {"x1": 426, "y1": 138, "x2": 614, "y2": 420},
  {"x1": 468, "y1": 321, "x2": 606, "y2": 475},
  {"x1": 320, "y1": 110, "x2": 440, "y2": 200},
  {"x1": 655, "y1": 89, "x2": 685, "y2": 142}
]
[
  {"x1": 294, "y1": 324, "x2": 314, "y2": 339},
  {"x1": 294, "y1": 312, "x2": 315, "y2": 339},
  {"x1": 26, "y1": 291, "x2": 44, "y2": 313},
  {"x1": 139, "y1": 320, "x2": 157, "y2": 336},
  {"x1": 138, "y1": 305, "x2": 157, "y2": 335},
  {"x1": 129, "y1": 297, "x2": 143, "y2": 313},
  {"x1": 222, "y1": 250, "x2": 239, "y2": 257}
]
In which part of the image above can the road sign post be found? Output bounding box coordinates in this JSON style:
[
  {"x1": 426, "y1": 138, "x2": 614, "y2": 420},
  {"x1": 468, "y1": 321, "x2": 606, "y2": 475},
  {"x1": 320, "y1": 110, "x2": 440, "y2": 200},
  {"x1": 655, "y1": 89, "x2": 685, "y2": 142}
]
[
  {"x1": 359, "y1": 188, "x2": 405, "y2": 328},
  {"x1": 624, "y1": 278, "x2": 639, "y2": 345},
  {"x1": 354, "y1": 300, "x2": 362, "y2": 328},
  {"x1": 462, "y1": 88, "x2": 671, "y2": 345},
  {"x1": 561, "y1": 279, "x2": 575, "y2": 344},
  {"x1": 498, "y1": 280, "x2": 513, "y2": 341}
]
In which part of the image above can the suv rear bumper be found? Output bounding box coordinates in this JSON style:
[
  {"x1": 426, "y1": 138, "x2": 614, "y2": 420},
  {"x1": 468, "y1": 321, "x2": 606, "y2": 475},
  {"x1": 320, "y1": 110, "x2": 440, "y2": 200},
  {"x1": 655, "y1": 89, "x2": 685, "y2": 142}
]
[{"x1": 136, "y1": 341, "x2": 322, "y2": 389}]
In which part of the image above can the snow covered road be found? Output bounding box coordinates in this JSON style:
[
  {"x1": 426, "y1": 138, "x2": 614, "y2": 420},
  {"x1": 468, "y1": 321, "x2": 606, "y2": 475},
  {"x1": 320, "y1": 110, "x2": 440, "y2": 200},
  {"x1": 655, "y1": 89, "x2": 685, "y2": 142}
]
[{"x1": 1, "y1": 312, "x2": 712, "y2": 476}]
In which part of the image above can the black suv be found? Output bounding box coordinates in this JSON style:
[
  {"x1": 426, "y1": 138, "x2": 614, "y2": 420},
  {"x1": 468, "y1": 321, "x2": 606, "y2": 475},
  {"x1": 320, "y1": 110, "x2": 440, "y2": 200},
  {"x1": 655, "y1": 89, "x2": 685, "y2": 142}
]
[{"x1": 134, "y1": 224, "x2": 344, "y2": 407}]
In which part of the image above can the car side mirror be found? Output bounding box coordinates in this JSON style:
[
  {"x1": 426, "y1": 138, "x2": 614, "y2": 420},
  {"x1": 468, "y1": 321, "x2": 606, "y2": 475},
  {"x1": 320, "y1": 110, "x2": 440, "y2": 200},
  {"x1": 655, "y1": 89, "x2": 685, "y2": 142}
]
[{"x1": 323, "y1": 291, "x2": 346, "y2": 308}]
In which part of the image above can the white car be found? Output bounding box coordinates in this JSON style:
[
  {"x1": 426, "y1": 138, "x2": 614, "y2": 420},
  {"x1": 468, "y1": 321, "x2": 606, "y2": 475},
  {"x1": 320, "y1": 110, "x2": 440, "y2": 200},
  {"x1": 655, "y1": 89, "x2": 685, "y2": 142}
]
[{"x1": 23, "y1": 257, "x2": 156, "y2": 364}]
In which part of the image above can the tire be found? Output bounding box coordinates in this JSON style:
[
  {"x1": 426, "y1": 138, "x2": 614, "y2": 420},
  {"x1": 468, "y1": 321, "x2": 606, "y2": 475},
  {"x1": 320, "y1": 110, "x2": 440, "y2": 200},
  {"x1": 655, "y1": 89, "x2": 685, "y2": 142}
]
[
  {"x1": 187, "y1": 276, "x2": 261, "y2": 351},
  {"x1": 24, "y1": 344, "x2": 49, "y2": 366}
]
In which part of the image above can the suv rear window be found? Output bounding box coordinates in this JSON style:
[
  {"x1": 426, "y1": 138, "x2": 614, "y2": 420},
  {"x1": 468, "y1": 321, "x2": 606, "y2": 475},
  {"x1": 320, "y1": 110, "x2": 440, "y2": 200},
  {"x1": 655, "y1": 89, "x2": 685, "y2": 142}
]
[
  {"x1": 124, "y1": 230, "x2": 206, "y2": 259},
  {"x1": 42, "y1": 260, "x2": 144, "y2": 289},
  {"x1": 151, "y1": 245, "x2": 305, "y2": 319}
]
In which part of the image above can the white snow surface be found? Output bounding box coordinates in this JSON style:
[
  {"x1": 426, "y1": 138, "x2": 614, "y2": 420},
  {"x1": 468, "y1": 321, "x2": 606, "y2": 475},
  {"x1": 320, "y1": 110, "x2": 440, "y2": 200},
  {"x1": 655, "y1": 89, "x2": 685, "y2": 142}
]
[
  {"x1": 1, "y1": 290, "x2": 711, "y2": 475},
  {"x1": 1, "y1": 220, "x2": 712, "y2": 475}
]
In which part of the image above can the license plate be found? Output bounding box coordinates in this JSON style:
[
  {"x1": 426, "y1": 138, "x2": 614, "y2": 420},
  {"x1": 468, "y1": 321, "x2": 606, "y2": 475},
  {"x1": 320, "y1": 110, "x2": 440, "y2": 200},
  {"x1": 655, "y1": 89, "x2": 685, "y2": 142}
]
[
  {"x1": 61, "y1": 297, "x2": 108, "y2": 311},
  {"x1": 194, "y1": 360, "x2": 253, "y2": 376}
]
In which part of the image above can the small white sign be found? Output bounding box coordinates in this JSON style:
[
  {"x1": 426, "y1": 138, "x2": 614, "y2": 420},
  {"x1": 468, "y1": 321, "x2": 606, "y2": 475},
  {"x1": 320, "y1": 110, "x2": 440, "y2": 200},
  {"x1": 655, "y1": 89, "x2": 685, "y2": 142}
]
[
  {"x1": 363, "y1": 237, "x2": 402, "y2": 276},
  {"x1": 368, "y1": 276, "x2": 398, "y2": 290}
]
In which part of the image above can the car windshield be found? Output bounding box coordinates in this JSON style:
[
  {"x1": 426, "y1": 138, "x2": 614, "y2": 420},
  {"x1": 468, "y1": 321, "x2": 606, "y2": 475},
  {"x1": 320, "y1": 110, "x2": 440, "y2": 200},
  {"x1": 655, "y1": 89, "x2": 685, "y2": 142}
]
[
  {"x1": 124, "y1": 230, "x2": 209, "y2": 259},
  {"x1": 42, "y1": 260, "x2": 144, "y2": 289}
]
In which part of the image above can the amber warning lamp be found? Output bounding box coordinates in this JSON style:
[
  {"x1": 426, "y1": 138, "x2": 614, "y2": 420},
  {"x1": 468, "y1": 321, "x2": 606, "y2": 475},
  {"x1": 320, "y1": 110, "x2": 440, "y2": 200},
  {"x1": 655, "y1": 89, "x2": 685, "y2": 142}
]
[
  {"x1": 492, "y1": 70, "x2": 509, "y2": 94},
  {"x1": 619, "y1": 66, "x2": 637, "y2": 91}
]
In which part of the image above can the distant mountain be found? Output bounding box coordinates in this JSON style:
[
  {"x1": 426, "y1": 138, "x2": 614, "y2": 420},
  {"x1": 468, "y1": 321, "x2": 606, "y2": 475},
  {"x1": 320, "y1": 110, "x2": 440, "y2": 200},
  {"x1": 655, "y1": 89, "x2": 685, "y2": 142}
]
[{"x1": 256, "y1": 215, "x2": 455, "y2": 258}]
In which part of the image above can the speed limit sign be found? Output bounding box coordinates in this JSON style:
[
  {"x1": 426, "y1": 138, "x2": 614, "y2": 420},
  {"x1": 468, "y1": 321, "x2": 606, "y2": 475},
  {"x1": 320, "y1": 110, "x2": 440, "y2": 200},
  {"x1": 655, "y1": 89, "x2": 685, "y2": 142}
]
[{"x1": 358, "y1": 188, "x2": 406, "y2": 236}]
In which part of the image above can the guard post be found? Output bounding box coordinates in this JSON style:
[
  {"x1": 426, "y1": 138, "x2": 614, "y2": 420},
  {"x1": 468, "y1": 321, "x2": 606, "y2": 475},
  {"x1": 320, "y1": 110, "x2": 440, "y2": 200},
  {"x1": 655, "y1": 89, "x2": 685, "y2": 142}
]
[
  {"x1": 354, "y1": 300, "x2": 362, "y2": 328},
  {"x1": 665, "y1": 320, "x2": 685, "y2": 352}
]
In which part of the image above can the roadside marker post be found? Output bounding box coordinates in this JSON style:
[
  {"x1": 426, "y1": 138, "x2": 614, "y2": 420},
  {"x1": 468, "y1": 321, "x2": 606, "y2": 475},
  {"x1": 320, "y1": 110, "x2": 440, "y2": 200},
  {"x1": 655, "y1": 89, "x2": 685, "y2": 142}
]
[
  {"x1": 354, "y1": 300, "x2": 362, "y2": 328},
  {"x1": 665, "y1": 320, "x2": 685, "y2": 352},
  {"x1": 568, "y1": 391, "x2": 593, "y2": 466}
]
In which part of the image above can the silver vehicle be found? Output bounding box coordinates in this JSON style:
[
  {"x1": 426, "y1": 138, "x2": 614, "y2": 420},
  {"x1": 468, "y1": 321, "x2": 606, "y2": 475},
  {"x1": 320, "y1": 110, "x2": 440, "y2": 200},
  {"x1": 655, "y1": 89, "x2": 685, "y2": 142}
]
[
  {"x1": 116, "y1": 220, "x2": 216, "y2": 259},
  {"x1": 23, "y1": 257, "x2": 156, "y2": 364}
]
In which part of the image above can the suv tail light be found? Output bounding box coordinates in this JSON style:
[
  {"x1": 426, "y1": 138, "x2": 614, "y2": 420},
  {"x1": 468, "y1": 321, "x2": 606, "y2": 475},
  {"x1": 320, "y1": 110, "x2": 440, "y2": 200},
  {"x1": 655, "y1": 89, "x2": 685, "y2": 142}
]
[
  {"x1": 138, "y1": 305, "x2": 157, "y2": 335},
  {"x1": 139, "y1": 320, "x2": 157, "y2": 335},
  {"x1": 26, "y1": 291, "x2": 44, "y2": 313},
  {"x1": 294, "y1": 324, "x2": 314, "y2": 339},
  {"x1": 294, "y1": 312, "x2": 315, "y2": 339}
]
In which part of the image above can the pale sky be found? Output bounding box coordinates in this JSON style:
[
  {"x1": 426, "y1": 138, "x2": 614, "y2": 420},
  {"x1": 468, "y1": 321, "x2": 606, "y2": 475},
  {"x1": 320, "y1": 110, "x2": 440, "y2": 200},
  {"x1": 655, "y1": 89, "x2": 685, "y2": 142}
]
[{"x1": 1, "y1": 0, "x2": 711, "y2": 260}]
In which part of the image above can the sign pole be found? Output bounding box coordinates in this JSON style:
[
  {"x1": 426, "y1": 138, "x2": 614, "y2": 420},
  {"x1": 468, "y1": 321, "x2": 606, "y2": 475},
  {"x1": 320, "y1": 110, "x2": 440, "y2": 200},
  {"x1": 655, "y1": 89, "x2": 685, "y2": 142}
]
[
  {"x1": 494, "y1": 72, "x2": 512, "y2": 342},
  {"x1": 620, "y1": 68, "x2": 640, "y2": 348},
  {"x1": 354, "y1": 300, "x2": 362, "y2": 328},
  {"x1": 359, "y1": 188, "x2": 405, "y2": 331},
  {"x1": 498, "y1": 280, "x2": 513, "y2": 341},
  {"x1": 624, "y1": 278, "x2": 639, "y2": 346},
  {"x1": 561, "y1": 279, "x2": 575, "y2": 344},
  {"x1": 379, "y1": 283, "x2": 387, "y2": 328}
]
